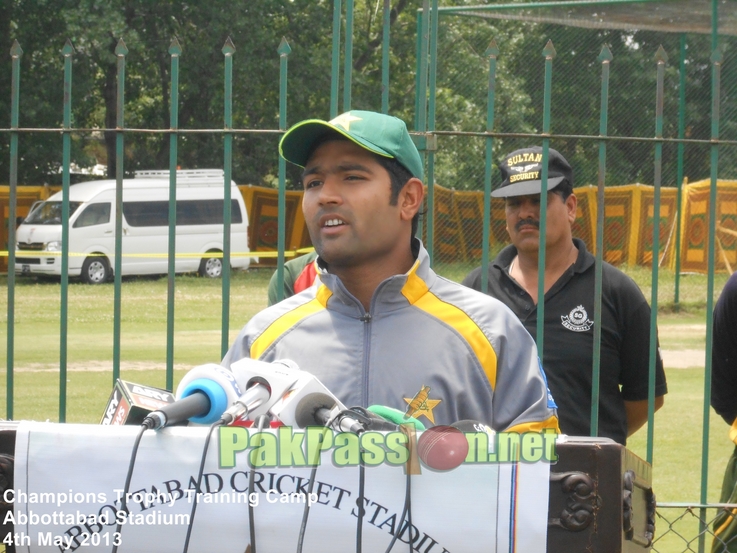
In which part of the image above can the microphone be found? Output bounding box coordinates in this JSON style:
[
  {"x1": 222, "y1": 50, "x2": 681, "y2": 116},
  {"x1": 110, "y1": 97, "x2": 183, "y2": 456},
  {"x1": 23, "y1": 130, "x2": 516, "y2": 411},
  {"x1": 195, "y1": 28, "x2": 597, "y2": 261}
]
[
  {"x1": 268, "y1": 371, "x2": 348, "y2": 427},
  {"x1": 218, "y1": 358, "x2": 302, "y2": 423},
  {"x1": 100, "y1": 379, "x2": 176, "y2": 426},
  {"x1": 143, "y1": 363, "x2": 243, "y2": 429},
  {"x1": 142, "y1": 393, "x2": 212, "y2": 430},
  {"x1": 295, "y1": 393, "x2": 367, "y2": 433},
  {"x1": 143, "y1": 359, "x2": 302, "y2": 429},
  {"x1": 218, "y1": 382, "x2": 270, "y2": 425}
]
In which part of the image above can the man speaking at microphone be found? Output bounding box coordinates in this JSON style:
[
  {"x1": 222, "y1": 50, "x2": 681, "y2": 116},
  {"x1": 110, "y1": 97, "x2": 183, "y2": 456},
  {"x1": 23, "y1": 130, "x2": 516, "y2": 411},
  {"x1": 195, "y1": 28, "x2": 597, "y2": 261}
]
[{"x1": 223, "y1": 110, "x2": 558, "y2": 434}]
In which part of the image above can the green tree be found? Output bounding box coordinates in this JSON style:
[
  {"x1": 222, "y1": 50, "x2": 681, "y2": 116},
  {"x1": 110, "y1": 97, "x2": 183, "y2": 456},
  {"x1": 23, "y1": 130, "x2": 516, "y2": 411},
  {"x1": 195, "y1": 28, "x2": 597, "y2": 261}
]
[{"x1": 0, "y1": 0, "x2": 423, "y2": 186}]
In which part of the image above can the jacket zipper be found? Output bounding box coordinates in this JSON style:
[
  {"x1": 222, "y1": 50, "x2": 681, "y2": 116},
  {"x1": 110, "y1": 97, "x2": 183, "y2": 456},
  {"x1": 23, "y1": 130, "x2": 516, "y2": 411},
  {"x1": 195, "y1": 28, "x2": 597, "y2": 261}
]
[{"x1": 360, "y1": 311, "x2": 372, "y2": 406}]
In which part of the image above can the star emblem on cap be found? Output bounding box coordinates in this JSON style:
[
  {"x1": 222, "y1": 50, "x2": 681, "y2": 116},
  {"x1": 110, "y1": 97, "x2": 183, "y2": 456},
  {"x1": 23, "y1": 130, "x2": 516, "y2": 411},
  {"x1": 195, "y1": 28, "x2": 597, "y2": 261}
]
[{"x1": 329, "y1": 112, "x2": 362, "y2": 131}]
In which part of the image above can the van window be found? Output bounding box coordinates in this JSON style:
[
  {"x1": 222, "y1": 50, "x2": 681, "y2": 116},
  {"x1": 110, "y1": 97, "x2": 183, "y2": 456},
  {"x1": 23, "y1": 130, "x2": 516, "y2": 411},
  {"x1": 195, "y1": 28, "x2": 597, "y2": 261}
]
[
  {"x1": 25, "y1": 201, "x2": 82, "y2": 225},
  {"x1": 73, "y1": 203, "x2": 111, "y2": 228},
  {"x1": 122, "y1": 199, "x2": 243, "y2": 227}
]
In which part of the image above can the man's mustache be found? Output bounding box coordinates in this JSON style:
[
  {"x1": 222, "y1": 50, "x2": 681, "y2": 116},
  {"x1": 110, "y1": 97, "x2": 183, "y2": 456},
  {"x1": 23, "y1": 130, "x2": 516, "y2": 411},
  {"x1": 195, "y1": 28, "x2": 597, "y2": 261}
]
[{"x1": 515, "y1": 218, "x2": 540, "y2": 231}]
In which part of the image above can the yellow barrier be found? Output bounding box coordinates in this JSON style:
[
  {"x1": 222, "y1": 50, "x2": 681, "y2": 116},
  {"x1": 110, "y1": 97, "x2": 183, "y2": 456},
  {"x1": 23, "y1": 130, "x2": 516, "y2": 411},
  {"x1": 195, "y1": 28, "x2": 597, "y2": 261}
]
[
  {"x1": 6, "y1": 179, "x2": 737, "y2": 274},
  {"x1": 1, "y1": 247, "x2": 315, "y2": 260},
  {"x1": 427, "y1": 179, "x2": 737, "y2": 274}
]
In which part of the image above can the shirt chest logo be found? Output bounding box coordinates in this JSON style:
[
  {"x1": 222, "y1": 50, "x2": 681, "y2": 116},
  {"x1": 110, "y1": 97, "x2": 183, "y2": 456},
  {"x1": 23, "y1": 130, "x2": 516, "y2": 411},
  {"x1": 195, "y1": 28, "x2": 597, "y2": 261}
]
[
  {"x1": 404, "y1": 385, "x2": 442, "y2": 425},
  {"x1": 561, "y1": 305, "x2": 593, "y2": 332}
]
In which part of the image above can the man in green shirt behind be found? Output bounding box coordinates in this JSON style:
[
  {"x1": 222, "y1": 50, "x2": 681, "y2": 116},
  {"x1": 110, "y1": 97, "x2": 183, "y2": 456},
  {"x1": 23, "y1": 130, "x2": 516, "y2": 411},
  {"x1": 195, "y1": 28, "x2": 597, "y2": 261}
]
[{"x1": 266, "y1": 250, "x2": 318, "y2": 306}]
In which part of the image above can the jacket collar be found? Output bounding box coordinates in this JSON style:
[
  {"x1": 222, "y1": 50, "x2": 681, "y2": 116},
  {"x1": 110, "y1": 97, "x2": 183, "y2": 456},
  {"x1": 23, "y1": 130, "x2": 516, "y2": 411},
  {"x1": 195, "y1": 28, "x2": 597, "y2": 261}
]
[{"x1": 314, "y1": 238, "x2": 436, "y2": 316}]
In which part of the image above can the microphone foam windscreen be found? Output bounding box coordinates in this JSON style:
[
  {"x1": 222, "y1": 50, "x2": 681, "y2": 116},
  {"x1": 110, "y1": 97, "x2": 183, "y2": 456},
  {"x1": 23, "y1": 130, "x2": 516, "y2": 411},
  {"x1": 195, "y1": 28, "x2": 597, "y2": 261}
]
[
  {"x1": 294, "y1": 393, "x2": 336, "y2": 428},
  {"x1": 367, "y1": 405, "x2": 426, "y2": 431}
]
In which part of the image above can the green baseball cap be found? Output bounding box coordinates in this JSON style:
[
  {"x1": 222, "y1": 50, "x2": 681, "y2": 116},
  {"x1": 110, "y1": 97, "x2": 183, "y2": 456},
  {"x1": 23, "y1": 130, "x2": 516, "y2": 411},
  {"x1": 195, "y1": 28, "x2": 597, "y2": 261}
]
[{"x1": 279, "y1": 110, "x2": 424, "y2": 180}]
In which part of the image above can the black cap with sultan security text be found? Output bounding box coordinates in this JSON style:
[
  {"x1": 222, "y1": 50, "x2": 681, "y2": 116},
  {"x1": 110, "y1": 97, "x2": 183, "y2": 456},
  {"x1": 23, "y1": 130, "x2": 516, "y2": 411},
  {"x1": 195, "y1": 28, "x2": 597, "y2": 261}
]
[{"x1": 492, "y1": 146, "x2": 573, "y2": 198}]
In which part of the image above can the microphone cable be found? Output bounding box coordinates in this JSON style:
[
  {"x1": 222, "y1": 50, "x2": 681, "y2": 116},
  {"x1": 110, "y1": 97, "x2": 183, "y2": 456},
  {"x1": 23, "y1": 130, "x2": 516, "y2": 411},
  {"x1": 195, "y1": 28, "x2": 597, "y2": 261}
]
[
  {"x1": 356, "y1": 458, "x2": 365, "y2": 553},
  {"x1": 111, "y1": 423, "x2": 147, "y2": 553},
  {"x1": 182, "y1": 419, "x2": 223, "y2": 553},
  {"x1": 295, "y1": 424, "x2": 332, "y2": 553},
  {"x1": 247, "y1": 414, "x2": 270, "y2": 553},
  {"x1": 348, "y1": 406, "x2": 386, "y2": 553},
  {"x1": 383, "y1": 468, "x2": 412, "y2": 553},
  {"x1": 295, "y1": 463, "x2": 319, "y2": 553}
]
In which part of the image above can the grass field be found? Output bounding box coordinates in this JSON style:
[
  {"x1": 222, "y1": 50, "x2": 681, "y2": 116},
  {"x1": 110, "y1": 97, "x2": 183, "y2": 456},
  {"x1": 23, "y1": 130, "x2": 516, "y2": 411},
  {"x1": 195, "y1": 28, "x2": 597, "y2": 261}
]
[{"x1": 0, "y1": 264, "x2": 734, "y2": 550}]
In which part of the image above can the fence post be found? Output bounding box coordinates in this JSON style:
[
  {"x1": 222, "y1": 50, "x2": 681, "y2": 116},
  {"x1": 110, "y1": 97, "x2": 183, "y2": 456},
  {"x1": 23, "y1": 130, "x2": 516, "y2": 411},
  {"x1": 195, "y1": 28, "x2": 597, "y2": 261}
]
[
  {"x1": 700, "y1": 9, "x2": 722, "y2": 550},
  {"x1": 674, "y1": 34, "x2": 687, "y2": 306},
  {"x1": 591, "y1": 44, "x2": 613, "y2": 438},
  {"x1": 536, "y1": 39, "x2": 556, "y2": 360},
  {"x1": 481, "y1": 40, "x2": 499, "y2": 295},
  {"x1": 648, "y1": 45, "x2": 668, "y2": 465},
  {"x1": 416, "y1": 0, "x2": 431, "y2": 260},
  {"x1": 330, "y1": 0, "x2": 342, "y2": 119},
  {"x1": 166, "y1": 37, "x2": 182, "y2": 392},
  {"x1": 59, "y1": 39, "x2": 74, "y2": 422},
  {"x1": 381, "y1": 0, "x2": 391, "y2": 114},
  {"x1": 221, "y1": 37, "x2": 235, "y2": 359},
  {"x1": 425, "y1": 0, "x2": 439, "y2": 265},
  {"x1": 342, "y1": 0, "x2": 354, "y2": 112},
  {"x1": 276, "y1": 38, "x2": 292, "y2": 304},
  {"x1": 700, "y1": 43, "x2": 723, "y2": 553},
  {"x1": 112, "y1": 38, "x2": 128, "y2": 385},
  {"x1": 5, "y1": 40, "x2": 22, "y2": 420}
]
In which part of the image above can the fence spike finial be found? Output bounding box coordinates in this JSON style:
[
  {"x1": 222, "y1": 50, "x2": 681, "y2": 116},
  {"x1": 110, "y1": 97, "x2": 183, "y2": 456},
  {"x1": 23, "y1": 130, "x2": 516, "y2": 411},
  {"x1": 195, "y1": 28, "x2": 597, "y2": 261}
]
[
  {"x1": 655, "y1": 44, "x2": 668, "y2": 64},
  {"x1": 222, "y1": 36, "x2": 236, "y2": 56},
  {"x1": 115, "y1": 38, "x2": 128, "y2": 56},
  {"x1": 542, "y1": 39, "x2": 556, "y2": 59},
  {"x1": 278, "y1": 37, "x2": 291, "y2": 56},
  {"x1": 10, "y1": 39, "x2": 22, "y2": 58},
  {"x1": 169, "y1": 37, "x2": 182, "y2": 56},
  {"x1": 485, "y1": 39, "x2": 499, "y2": 58},
  {"x1": 598, "y1": 44, "x2": 613, "y2": 63},
  {"x1": 61, "y1": 39, "x2": 74, "y2": 57}
]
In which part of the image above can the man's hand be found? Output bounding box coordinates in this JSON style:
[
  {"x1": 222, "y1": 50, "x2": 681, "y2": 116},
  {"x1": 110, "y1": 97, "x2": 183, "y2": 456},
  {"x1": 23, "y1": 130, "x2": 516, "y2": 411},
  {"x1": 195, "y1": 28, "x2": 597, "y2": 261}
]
[{"x1": 625, "y1": 396, "x2": 665, "y2": 437}]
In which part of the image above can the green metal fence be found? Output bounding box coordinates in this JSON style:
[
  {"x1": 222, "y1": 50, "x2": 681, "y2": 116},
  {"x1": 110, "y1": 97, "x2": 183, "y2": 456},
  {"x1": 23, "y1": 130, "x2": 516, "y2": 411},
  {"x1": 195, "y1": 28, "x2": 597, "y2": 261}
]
[
  {"x1": 421, "y1": 3, "x2": 734, "y2": 551},
  {"x1": 1, "y1": 1, "x2": 736, "y2": 551}
]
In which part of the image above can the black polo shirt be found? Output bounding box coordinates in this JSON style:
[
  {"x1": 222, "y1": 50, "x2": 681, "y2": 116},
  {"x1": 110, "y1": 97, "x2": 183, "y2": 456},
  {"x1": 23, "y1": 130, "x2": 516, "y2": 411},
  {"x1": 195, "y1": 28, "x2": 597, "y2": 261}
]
[
  {"x1": 711, "y1": 271, "x2": 737, "y2": 425},
  {"x1": 462, "y1": 239, "x2": 667, "y2": 445}
]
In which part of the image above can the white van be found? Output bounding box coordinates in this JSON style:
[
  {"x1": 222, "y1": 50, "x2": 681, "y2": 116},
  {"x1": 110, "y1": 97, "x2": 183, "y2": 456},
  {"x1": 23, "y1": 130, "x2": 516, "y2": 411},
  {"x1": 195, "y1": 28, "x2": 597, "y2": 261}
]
[{"x1": 15, "y1": 169, "x2": 251, "y2": 284}]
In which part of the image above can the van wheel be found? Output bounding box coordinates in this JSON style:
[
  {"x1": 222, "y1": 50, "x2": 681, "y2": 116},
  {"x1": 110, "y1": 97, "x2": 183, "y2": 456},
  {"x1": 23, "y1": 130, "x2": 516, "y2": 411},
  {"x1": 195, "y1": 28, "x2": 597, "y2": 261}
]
[
  {"x1": 81, "y1": 256, "x2": 110, "y2": 284},
  {"x1": 198, "y1": 253, "x2": 223, "y2": 278}
]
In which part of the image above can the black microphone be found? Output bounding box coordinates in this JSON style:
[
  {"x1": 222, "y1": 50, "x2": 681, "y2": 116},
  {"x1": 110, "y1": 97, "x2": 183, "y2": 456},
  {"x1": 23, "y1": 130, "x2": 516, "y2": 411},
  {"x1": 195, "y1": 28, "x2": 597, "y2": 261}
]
[
  {"x1": 295, "y1": 393, "x2": 367, "y2": 434},
  {"x1": 142, "y1": 392, "x2": 211, "y2": 430}
]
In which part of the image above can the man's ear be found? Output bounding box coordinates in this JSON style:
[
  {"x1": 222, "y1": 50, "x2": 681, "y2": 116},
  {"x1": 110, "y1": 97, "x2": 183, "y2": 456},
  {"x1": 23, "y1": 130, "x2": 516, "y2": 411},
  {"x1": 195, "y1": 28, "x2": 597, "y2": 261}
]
[
  {"x1": 566, "y1": 192, "x2": 578, "y2": 224},
  {"x1": 399, "y1": 178, "x2": 425, "y2": 222}
]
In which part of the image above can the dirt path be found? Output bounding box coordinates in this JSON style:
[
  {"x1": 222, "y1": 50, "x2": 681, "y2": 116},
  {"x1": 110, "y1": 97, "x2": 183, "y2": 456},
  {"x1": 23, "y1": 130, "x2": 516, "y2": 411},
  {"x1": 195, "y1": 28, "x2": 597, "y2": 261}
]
[
  {"x1": 4, "y1": 361, "x2": 190, "y2": 373},
  {"x1": 6, "y1": 352, "x2": 707, "y2": 372},
  {"x1": 661, "y1": 349, "x2": 705, "y2": 369}
]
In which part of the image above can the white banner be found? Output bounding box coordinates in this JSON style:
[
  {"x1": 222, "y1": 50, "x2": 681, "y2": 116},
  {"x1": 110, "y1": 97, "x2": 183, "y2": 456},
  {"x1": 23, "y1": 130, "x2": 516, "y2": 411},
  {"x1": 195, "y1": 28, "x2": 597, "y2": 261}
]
[{"x1": 10, "y1": 421, "x2": 551, "y2": 553}]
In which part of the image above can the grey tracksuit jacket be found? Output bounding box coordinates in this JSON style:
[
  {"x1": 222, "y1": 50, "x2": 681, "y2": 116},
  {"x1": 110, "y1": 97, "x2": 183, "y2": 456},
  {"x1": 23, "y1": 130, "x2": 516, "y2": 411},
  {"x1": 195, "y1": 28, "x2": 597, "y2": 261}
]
[{"x1": 223, "y1": 242, "x2": 558, "y2": 433}]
